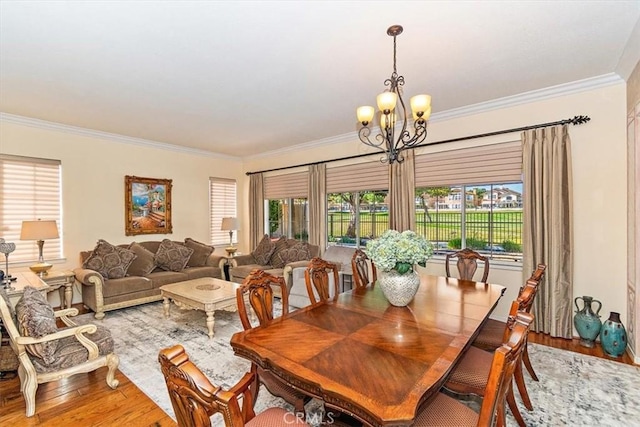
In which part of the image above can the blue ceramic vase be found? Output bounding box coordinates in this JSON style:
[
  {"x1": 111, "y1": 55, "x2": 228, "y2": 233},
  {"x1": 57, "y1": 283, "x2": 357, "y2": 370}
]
[
  {"x1": 600, "y1": 312, "x2": 627, "y2": 357},
  {"x1": 573, "y1": 296, "x2": 602, "y2": 348}
]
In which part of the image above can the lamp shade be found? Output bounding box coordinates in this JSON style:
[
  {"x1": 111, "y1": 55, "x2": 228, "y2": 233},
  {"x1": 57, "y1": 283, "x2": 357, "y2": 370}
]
[
  {"x1": 357, "y1": 106, "x2": 375, "y2": 124},
  {"x1": 20, "y1": 220, "x2": 59, "y2": 240},
  {"x1": 220, "y1": 217, "x2": 239, "y2": 231}
]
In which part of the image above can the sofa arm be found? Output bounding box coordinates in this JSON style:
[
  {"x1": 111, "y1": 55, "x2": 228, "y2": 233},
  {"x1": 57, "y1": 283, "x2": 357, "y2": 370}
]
[
  {"x1": 283, "y1": 260, "x2": 312, "y2": 290},
  {"x1": 229, "y1": 254, "x2": 257, "y2": 267},
  {"x1": 73, "y1": 268, "x2": 104, "y2": 287},
  {"x1": 73, "y1": 267, "x2": 107, "y2": 319}
]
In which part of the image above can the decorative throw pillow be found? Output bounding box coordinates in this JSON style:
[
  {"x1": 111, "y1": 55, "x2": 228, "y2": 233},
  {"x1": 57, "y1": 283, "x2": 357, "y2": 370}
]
[
  {"x1": 82, "y1": 239, "x2": 137, "y2": 279},
  {"x1": 127, "y1": 242, "x2": 156, "y2": 276},
  {"x1": 15, "y1": 286, "x2": 59, "y2": 365},
  {"x1": 154, "y1": 239, "x2": 194, "y2": 272},
  {"x1": 272, "y1": 242, "x2": 312, "y2": 268},
  {"x1": 268, "y1": 236, "x2": 289, "y2": 266},
  {"x1": 251, "y1": 234, "x2": 275, "y2": 265},
  {"x1": 184, "y1": 238, "x2": 214, "y2": 267}
]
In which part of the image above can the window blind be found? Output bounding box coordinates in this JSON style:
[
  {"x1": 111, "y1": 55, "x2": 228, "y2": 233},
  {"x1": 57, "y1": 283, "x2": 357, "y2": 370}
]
[
  {"x1": 0, "y1": 155, "x2": 62, "y2": 263},
  {"x1": 264, "y1": 171, "x2": 308, "y2": 199},
  {"x1": 326, "y1": 160, "x2": 388, "y2": 193},
  {"x1": 209, "y1": 177, "x2": 237, "y2": 245},
  {"x1": 414, "y1": 141, "x2": 522, "y2": 187}
]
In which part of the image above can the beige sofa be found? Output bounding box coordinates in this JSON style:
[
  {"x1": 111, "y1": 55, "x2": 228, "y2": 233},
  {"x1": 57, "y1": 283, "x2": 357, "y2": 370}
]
[
  {"x1": 228, "y1": 236, "x2": 319, "y2": 296},
  {"x1": 74, "y1": 239, "x2": 225, "y2": 319}
]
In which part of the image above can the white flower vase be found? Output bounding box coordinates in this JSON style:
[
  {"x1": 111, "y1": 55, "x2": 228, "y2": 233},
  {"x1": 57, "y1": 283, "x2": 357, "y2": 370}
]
[{"x1": 378, "y1": 269, "x2": 420, "y2": 306}]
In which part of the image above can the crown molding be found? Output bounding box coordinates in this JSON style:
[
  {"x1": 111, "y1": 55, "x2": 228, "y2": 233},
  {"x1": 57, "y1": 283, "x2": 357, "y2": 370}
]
[
  {"x1": 0, "y1": 113, "x2": 240, "y2": 160},
  {"x1": 431, "y1": 73, "x2": 624, "y2": 122},
  {"x1": 244, "y1": 73, "x2": 624, "y2": 160}
]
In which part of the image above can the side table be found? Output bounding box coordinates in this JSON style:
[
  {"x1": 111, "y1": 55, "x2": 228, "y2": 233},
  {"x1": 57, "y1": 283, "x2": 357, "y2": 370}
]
[{"x1": 40, "y1": 270, "x2": 75, "y2": 309}]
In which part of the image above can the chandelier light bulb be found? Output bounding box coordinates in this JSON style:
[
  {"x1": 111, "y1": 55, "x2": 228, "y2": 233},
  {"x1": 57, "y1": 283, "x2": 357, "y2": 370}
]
[
  {"x1": 357, "y1": 106, "x2": 375, "y2": 125},
  {"x1": 410, "y1": 95, "x2": 431, "y2": 117},
  {"x1": 376, "y1": 91, "x2": 397, "y2": 113}
]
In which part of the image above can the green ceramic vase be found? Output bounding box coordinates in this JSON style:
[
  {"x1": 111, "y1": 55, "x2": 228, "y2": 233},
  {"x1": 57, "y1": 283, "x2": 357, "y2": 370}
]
[
  {"x1": 600, "y1": 312, "x2": 627, "y2": 357},
  {"x1": 573, "y1": 296, "x2": 602, "y2": 348}
]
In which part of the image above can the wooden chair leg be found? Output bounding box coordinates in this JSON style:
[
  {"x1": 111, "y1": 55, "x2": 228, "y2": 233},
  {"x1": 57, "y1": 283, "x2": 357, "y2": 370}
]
[
  {"x1": 522, "y1": 344, "x2": 539, "y2": 381},
  {"x1": 507, "y1": 385, "x2": 526, "y2": 427},
  {"x1": 515, "y1": 358, "x2": 534, "y2": 411}
]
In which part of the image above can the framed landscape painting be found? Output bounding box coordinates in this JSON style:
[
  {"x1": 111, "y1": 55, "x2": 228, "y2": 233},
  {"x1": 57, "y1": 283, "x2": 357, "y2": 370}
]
[{"x1": 125, "y1": 175, "x2": 173, "y2": 236}]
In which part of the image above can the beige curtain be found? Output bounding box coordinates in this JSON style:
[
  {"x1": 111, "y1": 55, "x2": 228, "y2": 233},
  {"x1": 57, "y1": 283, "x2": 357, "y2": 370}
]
[
  {"x1": 308, "y1": 164, "x2": 326, "y2": 253},
  {"x1": 249, "y1": 173, "x2": 264, "y2": 249},
  {"x1": 388, "y1": 149, "x2": 415, "y2": 231},
  {"x1": 522, "y1": 125, "x2": 573, "y2": 338}
]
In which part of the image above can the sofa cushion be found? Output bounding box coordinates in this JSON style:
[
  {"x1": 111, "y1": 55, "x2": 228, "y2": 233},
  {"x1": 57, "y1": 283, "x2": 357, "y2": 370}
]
[
  {"x1": 252, "y1": 234, "x2": 275, "y2": 265},
  {"x1": 271, "y1": 242, "x2": 312, "y2": 268},
  {"x1": 83, "y1": 239, "x2": 137, "y2": 279},
  {"x1": 268, "y1": 236, "x2": 290, "y2": 266},
  {"x1": 101, "y1": 276, "x2": 153, "y2": 298},
  {"x1": 184, "y1": 266, "x2": 220, "y2": 280},
  {"x1": 146, "y1": 270, "x2": 189, "y2": 287},
  {"x1": 15, "y1": 286, "x2": 59, "y2": 365},
  {"x1": 155, "y1": 239, "x2": 194, "y2": 272},
  {"x1": 184, "y1": 238, "x2": 214, "y2": 267},
  {"x1": 127, "y1": 242, "x2": 156, "y2": 276}
]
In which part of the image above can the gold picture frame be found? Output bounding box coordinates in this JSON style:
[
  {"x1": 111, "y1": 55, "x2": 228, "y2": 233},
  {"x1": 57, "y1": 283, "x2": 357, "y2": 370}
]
[{"x1": 125, "y1": 175, "x2": 173, "y2": 236}]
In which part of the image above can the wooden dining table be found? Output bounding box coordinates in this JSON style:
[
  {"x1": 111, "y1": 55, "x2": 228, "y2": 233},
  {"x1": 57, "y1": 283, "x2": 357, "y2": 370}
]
[{"x1": 230, "y1": 273, "x2": 506, "y2": 426}]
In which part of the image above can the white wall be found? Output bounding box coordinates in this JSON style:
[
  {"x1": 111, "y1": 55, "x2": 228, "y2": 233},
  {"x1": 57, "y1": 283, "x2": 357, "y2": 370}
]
[
  {"x1": 0, "y1": 119, "x2": 244, "y2": 305},
  {"x1": 242, "y1": 83, "x2": 628, "y2": 326}
]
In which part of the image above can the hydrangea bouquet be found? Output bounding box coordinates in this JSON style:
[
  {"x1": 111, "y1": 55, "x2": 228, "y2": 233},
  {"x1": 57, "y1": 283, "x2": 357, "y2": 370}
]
[{"x1": 365, "y1": 230, "x2": 433, "y2": 274}]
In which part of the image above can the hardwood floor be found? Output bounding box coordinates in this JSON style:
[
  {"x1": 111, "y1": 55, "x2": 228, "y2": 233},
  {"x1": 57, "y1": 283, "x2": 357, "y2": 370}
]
[{"x1": 0, "y1": 328, "x2": 636, "y2": 426}]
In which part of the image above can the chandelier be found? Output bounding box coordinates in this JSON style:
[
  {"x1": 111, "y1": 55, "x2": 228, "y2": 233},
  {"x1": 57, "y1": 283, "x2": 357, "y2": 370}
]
[{"x1": 356, "y1": 25, "x2": 432, "y2": 164}]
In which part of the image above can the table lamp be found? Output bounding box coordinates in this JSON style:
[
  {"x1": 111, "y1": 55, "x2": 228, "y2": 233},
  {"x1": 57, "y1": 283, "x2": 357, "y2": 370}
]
[
  {"x1": 220, "y1": 217, "x2": 239, "y2": 256},
  {"x1": 20, "y1": 219, "x2": 59, "y2": 276}
]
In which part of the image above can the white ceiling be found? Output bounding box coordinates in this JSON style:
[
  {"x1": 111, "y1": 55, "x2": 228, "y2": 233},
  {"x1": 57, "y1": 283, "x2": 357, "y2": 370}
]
[{"x1": 1, "y1": 1, "x2": 639, "y2": 158}]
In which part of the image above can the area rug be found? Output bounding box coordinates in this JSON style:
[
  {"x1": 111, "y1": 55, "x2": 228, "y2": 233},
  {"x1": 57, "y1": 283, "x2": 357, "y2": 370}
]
[{"x1": 75, "y1": 302, "x2": 640, "y2": 426}]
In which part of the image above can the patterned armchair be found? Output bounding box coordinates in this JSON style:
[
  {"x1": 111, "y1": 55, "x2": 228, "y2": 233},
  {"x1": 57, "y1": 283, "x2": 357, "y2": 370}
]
[{"x1": 0, "y1": 286, "x2": 119, "y2": 417}]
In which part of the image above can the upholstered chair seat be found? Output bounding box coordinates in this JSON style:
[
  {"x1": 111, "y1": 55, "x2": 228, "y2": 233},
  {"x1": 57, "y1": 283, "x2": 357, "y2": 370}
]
[
  {"x1": 414, "y1": 393, "x2": 480, "y2": 425},
  {"x1": 473, "y1": 318, "x2": 506, "y2": 350}
]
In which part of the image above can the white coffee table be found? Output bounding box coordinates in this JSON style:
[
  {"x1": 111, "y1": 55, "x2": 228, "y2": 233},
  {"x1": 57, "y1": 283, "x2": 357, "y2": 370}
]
[{"x1": 160, "y1": 277, "x2": 239, "y2": 339}]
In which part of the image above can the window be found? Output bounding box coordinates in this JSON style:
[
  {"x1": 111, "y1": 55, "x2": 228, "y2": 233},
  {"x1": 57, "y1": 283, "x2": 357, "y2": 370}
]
[
  {"x1": 264, "y1": 172, "x2": 308, "y2": 241},
  {"x1": 209, "y1": 178, "x2": 237, "y2": 245},
  {"x1": 414, "y1": 141, "x2": 523, "y2": 261},
  {"x1": 415, "y1": 183, "x2": 523, "y2": 261},
  {"x1": 0, "y1": 155, "x2": 62, "y2": 263},
  {"x1": 267, "y1": 198, "x2": 308, "y2": 241},
  {"x1": 327, "y1": 190, "x2": 389, "y2": 247}
]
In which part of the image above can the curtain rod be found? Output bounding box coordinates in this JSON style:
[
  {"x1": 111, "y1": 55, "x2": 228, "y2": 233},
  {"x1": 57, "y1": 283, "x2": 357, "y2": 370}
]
[{"x1": 245, "y1": 115, "x2": 590, "y2": 175}]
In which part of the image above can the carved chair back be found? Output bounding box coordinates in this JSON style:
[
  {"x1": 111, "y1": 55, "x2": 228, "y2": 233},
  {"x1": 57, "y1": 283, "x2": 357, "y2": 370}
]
[
  {"x1": 304, "y1": 257, "x2": 339, "y2": 304},
  {"x1": 477, "y1": 312, "x2": 534, "y2": 427},
  {"x1": 158, "y1": 344, "x2": 257, "y2": 427},
  {"x1": 445, "y1": 248, "x2": 490, "y2": 282},
  {"x1": 236, "y1": 269, "x2": 288, "y2": 330},
  {"x1": 528, "y1": 263, "x2": 547, "y2": 284},
  {"x1": 351, "y1": 249, "x2": 377, "y2": 289}
]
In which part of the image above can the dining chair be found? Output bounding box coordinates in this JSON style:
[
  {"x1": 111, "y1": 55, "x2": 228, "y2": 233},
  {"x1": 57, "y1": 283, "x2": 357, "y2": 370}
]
[
  {"x1": 351, "y1": 248, "x2": 377, "y2": 289},
  {"x1": 158, "y1": 344, "x2": 309, "y2": 427},
  {"x1": 304, "y1": 257, "x2": 339, "y2": 304},
  {"x1": 445, "y1": 282, "x2": 539, "y2": 427},
  {"x1": 414, "y1": 311, "x2": 534, "y2": 427},
  {"x1": 236, "y1": 269, "x2": 308, "y2": 415},
  {"x1": 473, "y1": 264, "x2": 546, "y2": 411},
  {"x1": 475, "y1": 264, "x2": 546, "y2": 380},
  {"x1": 445, "y1": 248, "x2": 490, "y2": 282}
]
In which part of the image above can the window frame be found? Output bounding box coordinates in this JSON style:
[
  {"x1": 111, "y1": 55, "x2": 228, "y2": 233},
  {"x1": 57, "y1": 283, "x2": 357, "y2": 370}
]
[{"x1": 0, "y1": 154, "x2": 63, "y2": 264}]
